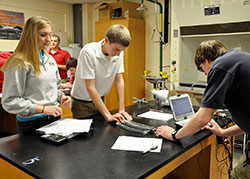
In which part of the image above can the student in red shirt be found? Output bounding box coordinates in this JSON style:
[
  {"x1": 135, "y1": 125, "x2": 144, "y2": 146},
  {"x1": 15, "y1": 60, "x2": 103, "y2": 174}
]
[
  {"x1": 49, "y1": 34, "x2": 71, "y2": 83},
  {"x1": 0, "y1": 51, "x2": 12, "y2": 93},
  {"x1": 61, "y1": 57, "x2": 77, "y2": 94}
]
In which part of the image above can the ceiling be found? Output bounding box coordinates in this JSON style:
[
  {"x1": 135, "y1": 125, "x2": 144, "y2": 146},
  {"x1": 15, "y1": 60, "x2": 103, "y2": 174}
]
[{"x1": 50, "y1": 0, "x2": 112, "y2": 4}]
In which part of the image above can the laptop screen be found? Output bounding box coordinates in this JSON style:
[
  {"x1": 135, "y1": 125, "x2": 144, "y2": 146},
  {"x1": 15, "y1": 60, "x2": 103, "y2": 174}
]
[{"x1": 171, "y1": 96, "x2": 193, "y2": 118}]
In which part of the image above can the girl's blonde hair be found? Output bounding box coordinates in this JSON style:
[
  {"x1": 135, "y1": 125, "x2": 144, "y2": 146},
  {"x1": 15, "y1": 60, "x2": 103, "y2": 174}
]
[{"x1": 2, "y1": 16, "x2": 51, "y2": 75}]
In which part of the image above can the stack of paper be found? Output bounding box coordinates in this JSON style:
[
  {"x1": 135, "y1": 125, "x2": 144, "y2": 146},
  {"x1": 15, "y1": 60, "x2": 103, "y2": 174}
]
[
  {"x1": 36, "y1": 118, "x2": 93, "y2": 138},
  {"x1": 137, "y1": 111, "x2": 173, "y2": 121}
]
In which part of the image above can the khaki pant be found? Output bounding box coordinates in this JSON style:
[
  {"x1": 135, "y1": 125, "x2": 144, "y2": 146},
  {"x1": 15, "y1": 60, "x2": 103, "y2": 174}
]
[
  {"x1": 71, "y1": 97, "x2": 103, "y2": 119},
  {"x1": 230, "y1": 139, "x2": 250, "y2": 179}
]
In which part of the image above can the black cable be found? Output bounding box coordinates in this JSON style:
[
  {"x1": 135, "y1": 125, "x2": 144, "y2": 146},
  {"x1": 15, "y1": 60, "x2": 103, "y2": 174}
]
[
  {"x1": 216, "y1": 145, "x2": 228, "y2": 179},
  {"x1": 194, "y1": 135, "x2": 233, "y2": 179},
  {"x1": 222, "y1": 139, "x2": 233, "y2": 176},
  {"x1": 215, "y1": 138, "x2": 233, "y2": 178}
]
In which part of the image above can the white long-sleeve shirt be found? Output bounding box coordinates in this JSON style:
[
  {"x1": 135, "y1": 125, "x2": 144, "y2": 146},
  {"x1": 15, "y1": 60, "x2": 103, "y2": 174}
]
[{"x1": 2, "y1": 54, "x2": 63, "y2": 119}]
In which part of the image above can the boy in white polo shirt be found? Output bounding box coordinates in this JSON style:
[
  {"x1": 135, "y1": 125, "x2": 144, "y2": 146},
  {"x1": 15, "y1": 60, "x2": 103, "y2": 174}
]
[{"x1": 71, "y1": 24, "x2": 132, "y2": 122}]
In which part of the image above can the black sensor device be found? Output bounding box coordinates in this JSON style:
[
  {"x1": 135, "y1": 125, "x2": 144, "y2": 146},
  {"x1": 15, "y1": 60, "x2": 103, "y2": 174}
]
[{"x1": 40, "y1": 134, "x2": 68, "y2": 145}]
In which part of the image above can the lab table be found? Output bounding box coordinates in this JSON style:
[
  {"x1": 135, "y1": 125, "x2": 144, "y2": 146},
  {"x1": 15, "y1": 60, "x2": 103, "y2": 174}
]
[{"x1": 0, "y1": 102, "x2": 233, "y2": 179}]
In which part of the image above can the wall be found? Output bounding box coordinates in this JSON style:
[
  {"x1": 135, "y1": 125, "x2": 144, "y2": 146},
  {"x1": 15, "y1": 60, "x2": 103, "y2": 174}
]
[
  {"x1": 173, "y1": 0, "x2": 250, "y2": 26},
  {"x1": 82, "y1": 3, "x2": 93, "y2": 46},
  {"x1": 170, "y1": 0, "x2": 250, "y2": 86},
  {"x1": 0, "y1": 0, "x2": 171, "y2": 101},
  {"x1": 142, "y1": 0, "x2": 171, "y2": 100},
  {"x1": 84, "y1": 0, "x2": 171, "y2": 101},
  {"x1": 0, "y1": 0, "x2": 73, "y2": 51},
  {"x1": 180, "y1": 33, "x2": 250, "y2": 84}
]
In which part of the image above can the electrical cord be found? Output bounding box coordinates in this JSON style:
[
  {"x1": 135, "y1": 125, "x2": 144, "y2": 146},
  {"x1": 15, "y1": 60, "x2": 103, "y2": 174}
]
[
  {"x1": 215, "y1": 137, "x2": 233, "y2": 178},
  {"x1": 216, "y1": 145, "x2": 230, "y2": 178},
  {"x1": 195, "y1": 135, "x2": 233, "y2": 179}
]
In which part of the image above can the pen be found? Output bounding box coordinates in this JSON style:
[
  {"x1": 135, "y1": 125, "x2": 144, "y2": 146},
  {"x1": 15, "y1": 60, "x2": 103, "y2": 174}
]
[{"x1": 142, "y1": 145, "x2": 158, "y2": 155}]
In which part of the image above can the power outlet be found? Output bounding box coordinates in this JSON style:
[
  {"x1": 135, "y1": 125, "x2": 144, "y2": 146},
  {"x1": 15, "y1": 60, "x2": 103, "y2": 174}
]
[{"x1": 172, "y1": 73, "x2": 177, "y2": 82}]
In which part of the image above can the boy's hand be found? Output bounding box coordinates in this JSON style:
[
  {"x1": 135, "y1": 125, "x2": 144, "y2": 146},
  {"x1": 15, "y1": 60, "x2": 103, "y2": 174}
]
[{"x1": 61, "y1": 95, "x2": 72, "y2": 109}]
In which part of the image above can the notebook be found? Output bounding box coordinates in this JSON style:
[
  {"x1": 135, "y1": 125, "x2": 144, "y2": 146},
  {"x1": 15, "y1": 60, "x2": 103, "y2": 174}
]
[{"x1": 168, "y1": 94, "x2": 195, "y2": 127}]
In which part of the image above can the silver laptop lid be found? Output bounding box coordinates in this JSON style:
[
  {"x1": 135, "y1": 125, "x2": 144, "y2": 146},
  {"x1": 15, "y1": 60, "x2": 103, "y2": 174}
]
[{"x1": 169, "y1": 94, "x2": 194, "y2": 121}]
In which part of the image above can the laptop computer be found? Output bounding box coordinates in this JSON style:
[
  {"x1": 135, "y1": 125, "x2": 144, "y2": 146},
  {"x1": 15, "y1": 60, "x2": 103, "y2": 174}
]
[{"x1": 168, "y1": 94, "x2": 195, "y2": 127}]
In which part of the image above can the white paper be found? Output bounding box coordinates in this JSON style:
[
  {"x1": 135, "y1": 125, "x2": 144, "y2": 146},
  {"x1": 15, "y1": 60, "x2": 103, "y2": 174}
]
[
  {"x1": 111, "y1": 136, "x2": 162, "y2": 153},
  {"x1": 137, "y1": 111, "x2": 173, "y2": 121},
  {"x1": 37, "y1": 118, "x2": 92, "y2": 136}
]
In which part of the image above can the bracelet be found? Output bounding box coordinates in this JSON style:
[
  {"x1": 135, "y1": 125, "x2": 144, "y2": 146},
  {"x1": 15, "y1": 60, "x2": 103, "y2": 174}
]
[
  {"x1": 171, "y1": 130, "x2": 179, "y2": 142},
  {"x1": 41, "y1": 106, "x2": 45, "y2": 113}
]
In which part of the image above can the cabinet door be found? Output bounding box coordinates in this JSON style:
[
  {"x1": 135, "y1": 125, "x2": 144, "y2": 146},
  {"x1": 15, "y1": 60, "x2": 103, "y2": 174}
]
[
  {"x1": 0, "y1": 102, "x2": 17, "y2": 134},
  {"x1": 95, "y1": 18, "x2": 145, "y2": 111}
]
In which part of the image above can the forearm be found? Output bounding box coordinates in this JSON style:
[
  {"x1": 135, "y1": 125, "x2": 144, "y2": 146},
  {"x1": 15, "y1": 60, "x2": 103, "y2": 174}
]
[
  {"x1": 57, "y1": 64, "x2": 67, "y2": 71},
  {"x1": 36, "y1": 105, "x2": 44, "y2": 113},
  {"x1": 115, "y1": 73, "x2": 125, "y2": 112},
  {"x1": 176, "y1": 108, "x2": 215, "y2": 139},
  {"x1": 116, "y1": 77, "x2": 125, "y2": 112},
  {"x1": 35, "y1": 104, "x2": 63, "y2": 117},
  {"x1": 221, "y1": 125, "x2": 243, "y2": 137},
  {"x1": 61, "y1": 82, "x2": 72, "y2": 89},
  {"x1": 176, "y1": 117, "x2": 205, "y2": 139}
]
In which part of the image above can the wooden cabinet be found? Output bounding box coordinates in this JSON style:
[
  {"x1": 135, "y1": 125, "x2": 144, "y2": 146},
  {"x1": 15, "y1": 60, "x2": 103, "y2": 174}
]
[
  {"x1": 0, "y1": 102, "x2": 17, "y2": 134},
  {"x1": 0, "y1": 158, "x2": 34, "y2": 179},
  {"x1": 95, "y1": 18, "x2": 145, "y2": 111}
]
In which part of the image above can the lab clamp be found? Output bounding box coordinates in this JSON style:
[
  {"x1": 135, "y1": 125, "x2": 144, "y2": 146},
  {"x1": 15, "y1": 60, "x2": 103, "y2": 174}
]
[
  {"x1": 142, "y1": 70, "x2": 175, "y2": 109},
  {"x1": 133, "y1": 97, "x2": 148, "y2": 105}
]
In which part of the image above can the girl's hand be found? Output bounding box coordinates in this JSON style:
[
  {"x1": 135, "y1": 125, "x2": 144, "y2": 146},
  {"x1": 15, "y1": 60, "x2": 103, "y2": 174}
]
[{"x1": 43, "y1": 105, "x2": 62, "y2": 117}]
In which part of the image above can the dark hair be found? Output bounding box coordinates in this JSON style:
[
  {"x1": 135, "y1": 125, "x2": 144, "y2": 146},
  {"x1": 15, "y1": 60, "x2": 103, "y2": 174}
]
[
  {"x1": 66, "y1": 57, "x2": 77, "y2": 70},
  {"x1": 194, "y1": 40, "x2": 228, "y2": 68}
]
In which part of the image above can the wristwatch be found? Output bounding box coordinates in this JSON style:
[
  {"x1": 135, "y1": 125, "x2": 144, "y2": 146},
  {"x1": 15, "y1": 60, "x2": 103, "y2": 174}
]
[{"x1": 171, "y1": 130, "x2": 179, "y2": 142}]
